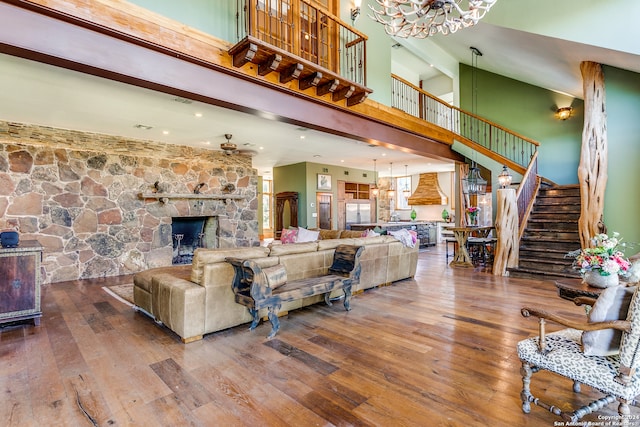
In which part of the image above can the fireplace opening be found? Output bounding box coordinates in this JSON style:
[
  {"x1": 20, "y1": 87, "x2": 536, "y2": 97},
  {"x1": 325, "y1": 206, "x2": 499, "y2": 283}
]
[{"x1": 171, "y1": 216, "x2": 218, "y2": 265}]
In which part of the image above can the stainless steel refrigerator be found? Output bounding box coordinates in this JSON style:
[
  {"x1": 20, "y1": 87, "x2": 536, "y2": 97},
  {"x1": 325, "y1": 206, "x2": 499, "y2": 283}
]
[{"x1": 345, "y1": 202, "x2": 371, "y2": 228}]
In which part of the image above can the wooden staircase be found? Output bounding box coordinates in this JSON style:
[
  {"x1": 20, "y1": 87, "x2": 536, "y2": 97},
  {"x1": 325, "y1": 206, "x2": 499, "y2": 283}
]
[{"x1": 508, "y1": 184, "x2": 582, "y2": 279}]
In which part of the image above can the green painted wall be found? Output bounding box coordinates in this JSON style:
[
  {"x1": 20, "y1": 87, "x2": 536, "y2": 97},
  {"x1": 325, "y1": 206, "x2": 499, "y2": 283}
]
[
  {"x1": 273, "y1": 163, "x2": 307, "y2": 229},
  {"x1": 459, "y1": 64, "x2": 584, "y2": 185},
  {"x1": 603, "y1": 65, "x2": 640, "y2": 248},
  {"x1": 274, "y1": 162, "x2": 375, "y2": 229},
  {"x1": 127, "y1": 0, "x2": 237, "y2": 42},
  {"x1": 345, "y1": 0, "x2": 392, "y2": 104}
]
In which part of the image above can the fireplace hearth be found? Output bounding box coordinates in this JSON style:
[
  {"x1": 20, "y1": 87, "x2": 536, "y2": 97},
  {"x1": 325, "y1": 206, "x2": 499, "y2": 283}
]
[{"x1": 171, "y1": 216, "x2": 218, "y2": 264}]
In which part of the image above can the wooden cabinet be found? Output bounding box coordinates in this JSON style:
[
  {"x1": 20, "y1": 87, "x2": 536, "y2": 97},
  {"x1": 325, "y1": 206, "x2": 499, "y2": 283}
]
[
  {"x1": 344, "y1": 182, "x2": 370, "y2": 200},
  {"x1": 0, "y1": 240, "x2": 43, "y2": 326}
]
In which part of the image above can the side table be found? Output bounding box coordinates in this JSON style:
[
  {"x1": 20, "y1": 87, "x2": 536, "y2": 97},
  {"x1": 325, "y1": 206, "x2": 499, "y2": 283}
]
[
  {"x1": 554, "y1": 278, "x2": 603, "y2": 302},
  {"x1": 0, "y1": 240, "x2": 43, "y2": 326}
]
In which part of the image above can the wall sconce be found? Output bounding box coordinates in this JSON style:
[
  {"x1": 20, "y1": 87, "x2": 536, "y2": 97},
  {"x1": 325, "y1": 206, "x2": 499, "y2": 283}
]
[
  {"x1": 351, "y1": 0, "x2": 362, "y2": 23},
  {"x1": 497, "y1": 165, "x2": 513, "y2": 189},
  {"x1": 555, "y1": 106, "x2": 573, "y2": 121}
]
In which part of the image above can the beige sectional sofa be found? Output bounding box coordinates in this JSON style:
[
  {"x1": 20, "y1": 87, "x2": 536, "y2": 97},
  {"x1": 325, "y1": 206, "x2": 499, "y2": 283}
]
[{"x1": 132, "y1": 233, "x2": 418, "y2": 342}]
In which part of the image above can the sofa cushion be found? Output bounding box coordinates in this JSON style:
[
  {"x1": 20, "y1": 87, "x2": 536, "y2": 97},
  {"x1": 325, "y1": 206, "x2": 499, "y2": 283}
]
[
  {"x1": 297, "y1": 227, "x2": 320, "y2": 243},
  {"x1": 318, "y1": 238, "x2": 356, "y2": 250},
  {"x1": 582, "y1": 284, "x2": 636, "y2": 356},
  {"x1": 353, "y1": 236, "x2": 387, "y2": 246},
  {"x1": 340, "y1": 230, "x2": 366, "y2": 238},
  {"x1": 318, "y1": 229, "x2": 342, "y2": 240},
  {"x1": 190, "y1": 246, "x2": 270, "y2": 284},
  {"x1": 134, "y1": 264, "x2": 192, "y2": 293},
  {"x1": 269, "y1": 241, "x2": 318, "y2": 256}
]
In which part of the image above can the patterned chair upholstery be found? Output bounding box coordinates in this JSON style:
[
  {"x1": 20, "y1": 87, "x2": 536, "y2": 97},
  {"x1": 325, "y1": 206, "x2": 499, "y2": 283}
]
[{"x1": 517, "y1": 287, "x2": 640, "y2": 424}]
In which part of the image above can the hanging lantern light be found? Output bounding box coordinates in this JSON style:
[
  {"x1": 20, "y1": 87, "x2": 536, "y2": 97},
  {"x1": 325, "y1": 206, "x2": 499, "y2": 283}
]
[
  {"x1": 498, "y1": 165, "x2": 513, "y2": 189},
  {"x1": 387, "y1": 162, "x2": 395, "y2": 199},
  {"x1": 370, "y1": 159, "x2": 379, "y2": 198},
  {"x1": 462, "y1": 162, "x2": 487, "y2": 194},
  {"x1": 402, "y1": 164, "x2": 411, "y2": 198}
]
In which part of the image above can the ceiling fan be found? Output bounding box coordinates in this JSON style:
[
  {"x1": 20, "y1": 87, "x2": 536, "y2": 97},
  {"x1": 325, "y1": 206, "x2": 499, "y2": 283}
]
[{"x1": 219, "y1": 134, "x2": 257, "y2": 156}]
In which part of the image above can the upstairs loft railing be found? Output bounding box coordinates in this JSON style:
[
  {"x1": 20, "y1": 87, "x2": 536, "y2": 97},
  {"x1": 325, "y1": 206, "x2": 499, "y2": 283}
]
[
  {"x1": 391, "y1": 74, "x2": 539, "y2": 170},
  {"x1": 236, "y1": 0, "x2": 367, "y2": 86},
  {"x1": 391, "y1": 74, "x2": 541, "y2": 235}
]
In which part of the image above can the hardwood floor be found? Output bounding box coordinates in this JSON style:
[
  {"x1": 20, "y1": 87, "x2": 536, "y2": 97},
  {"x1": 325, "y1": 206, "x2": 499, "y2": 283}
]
[{"x1": 1, "y1": 245, "x2": 636, "y2": 426}]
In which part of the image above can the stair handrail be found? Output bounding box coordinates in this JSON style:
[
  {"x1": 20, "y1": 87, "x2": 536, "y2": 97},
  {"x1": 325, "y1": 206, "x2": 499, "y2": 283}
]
[
  {"x1": 391, "y1": 74, "x2": 539, "y2": 170},
  {"x1": 515, "y1": 151, "x2": 541, "y2": 239}
]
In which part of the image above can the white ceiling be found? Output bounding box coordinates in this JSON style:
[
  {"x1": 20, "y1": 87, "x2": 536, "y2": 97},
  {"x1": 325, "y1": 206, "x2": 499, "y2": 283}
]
[{"x1": 0, "y1": 53, "x2": 451, "y2": 178}]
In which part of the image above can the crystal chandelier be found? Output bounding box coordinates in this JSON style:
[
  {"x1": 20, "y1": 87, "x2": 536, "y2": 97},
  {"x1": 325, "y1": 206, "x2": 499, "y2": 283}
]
[{"x1": 369, "y1": 0, "x2": 498, "y2": 39}]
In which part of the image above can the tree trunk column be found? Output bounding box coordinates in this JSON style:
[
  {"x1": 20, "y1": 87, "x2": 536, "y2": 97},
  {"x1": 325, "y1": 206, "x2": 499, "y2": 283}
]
[
  {"x1": 578, "y1": 61, "x2": 608, "y2": 248},
  {"x1": 493, "y1": 188, "x2": 519, "y2": 276}
]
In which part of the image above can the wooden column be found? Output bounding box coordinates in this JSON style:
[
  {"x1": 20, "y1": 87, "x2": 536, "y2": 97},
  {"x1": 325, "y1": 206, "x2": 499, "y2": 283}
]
[
  {"x1": 578, "y1": 61, "x2": 608, "y2": 248},
  {"x1": 493, "y1": 188, "x2": 519, "y2": 276}
]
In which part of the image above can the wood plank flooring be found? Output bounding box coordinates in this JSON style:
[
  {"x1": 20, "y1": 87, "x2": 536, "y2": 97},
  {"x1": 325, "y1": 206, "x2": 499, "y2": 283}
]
[{"x1": 1, "y1": 245, "x2": 637, "y2": 426}]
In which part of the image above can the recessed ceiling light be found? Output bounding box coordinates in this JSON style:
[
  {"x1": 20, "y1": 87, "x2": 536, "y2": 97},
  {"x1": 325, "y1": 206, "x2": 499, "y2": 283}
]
[
  {"x1": 204, "y1": 141, "x2": 211, "y2": 145},
  {"x1": 162, "y1": 130, "x2": 170, "y2": 135},
  {"x1": 259, "y1": 146, "x2": 264, "y2": 150},
  {"x1": 340, "y1": 159, "x2": 345, "y2": 163},
  {"x1": 194, "y1": 112, "x2": 203, "y2": 118},
  {"x1": 382, "y1": 153, "x2": 387, "y2": 156},
  {"x1": 300, "y1": 135, "x2": 306, "y2": 139}
]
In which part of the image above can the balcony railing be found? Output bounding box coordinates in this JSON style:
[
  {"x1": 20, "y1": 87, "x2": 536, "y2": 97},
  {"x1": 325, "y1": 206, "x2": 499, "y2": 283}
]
[
  {"x1": 236, "y1": 0, "x2": 367, "y2": 86},
  {"x1": 392, "y1": 74, "x2": 538, "y2": 170}
]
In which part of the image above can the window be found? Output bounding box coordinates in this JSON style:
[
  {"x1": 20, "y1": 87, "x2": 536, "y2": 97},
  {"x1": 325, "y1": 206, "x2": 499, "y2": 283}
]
[
  {"x1": 262, "y1": 179, "x2": 273, "y2": 231},
  {"x1": 395, "y1": 176, "x2": 412, "y2": 210}
]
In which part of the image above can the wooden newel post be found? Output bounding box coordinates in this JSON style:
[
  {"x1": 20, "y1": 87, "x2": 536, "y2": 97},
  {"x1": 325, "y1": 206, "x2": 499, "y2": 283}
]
[{"x1": 493, "y1": 188, "x2": 519, "y2": 276}]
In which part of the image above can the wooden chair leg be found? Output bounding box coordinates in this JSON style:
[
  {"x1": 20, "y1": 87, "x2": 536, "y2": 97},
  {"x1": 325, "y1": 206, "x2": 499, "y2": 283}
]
[{"x1": 520, "y1": 361, "x2": 533, "y2": 414}]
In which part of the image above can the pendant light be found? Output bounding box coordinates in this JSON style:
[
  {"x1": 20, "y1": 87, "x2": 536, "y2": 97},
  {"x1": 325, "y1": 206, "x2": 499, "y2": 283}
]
[
  {"x1": 370, "y1": 159, "x2": 379, "y2": 198},
  {"x1": 498, "y1": 165, "x2": 513, "y2": 188},
  {"x1": 387, "y1": 162, "x2": 395, "y2": 199},
  {"x1": 402, "y1": 164, "x2": 411, "y2": 198}
]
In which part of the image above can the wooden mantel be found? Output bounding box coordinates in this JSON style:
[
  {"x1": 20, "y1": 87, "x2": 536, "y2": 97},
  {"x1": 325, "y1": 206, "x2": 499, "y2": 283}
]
[{"x1": 139, "y1": 193, "x2": 245, "y2": 204}]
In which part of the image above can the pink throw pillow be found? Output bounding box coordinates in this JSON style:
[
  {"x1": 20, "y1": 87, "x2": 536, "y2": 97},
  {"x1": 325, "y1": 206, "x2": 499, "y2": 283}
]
[
  {"x1": 280, "y1": 228, "x2": 298, "y2": 244},
  {"x1": 408, "y1": 230, "x2": 418, "y2": 245}
]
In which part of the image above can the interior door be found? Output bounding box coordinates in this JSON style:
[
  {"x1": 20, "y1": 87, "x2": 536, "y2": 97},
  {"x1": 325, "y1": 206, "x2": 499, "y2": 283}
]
[{"x1": 317, "y1": 192, "x2": 332, "y2": 229}]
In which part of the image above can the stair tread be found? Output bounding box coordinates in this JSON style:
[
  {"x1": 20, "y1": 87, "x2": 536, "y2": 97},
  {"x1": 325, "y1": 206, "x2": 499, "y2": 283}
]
[
  {"x1": 518, "y1": 257, "x2": 574, "y2": 265},
  {"x1": 519, "y1": 247, "x2": 574, "y2": 254},
  {"x1": 527, "y1": 219, "x2": 578, "y2": 223}
]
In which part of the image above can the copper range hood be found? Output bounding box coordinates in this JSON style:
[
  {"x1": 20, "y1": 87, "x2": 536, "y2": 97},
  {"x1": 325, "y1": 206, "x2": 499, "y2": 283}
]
[{"x1": 407, "y1": 173, "x2": 448, "y2": 205}]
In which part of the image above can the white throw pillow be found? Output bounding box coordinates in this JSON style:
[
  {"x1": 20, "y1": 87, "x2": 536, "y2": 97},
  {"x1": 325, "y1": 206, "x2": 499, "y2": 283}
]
[
  {"x1": 296, "y1": 227, "x2": 320, "y2": 243},
  {"x1": 582, "y1": 284, "x2": 636, "y2": 356}
]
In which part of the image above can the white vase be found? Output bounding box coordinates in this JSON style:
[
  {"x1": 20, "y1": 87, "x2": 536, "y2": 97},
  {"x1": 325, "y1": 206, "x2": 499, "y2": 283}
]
[{"x1": 582, "y1": 270, "x2": 619, "y2": 288}]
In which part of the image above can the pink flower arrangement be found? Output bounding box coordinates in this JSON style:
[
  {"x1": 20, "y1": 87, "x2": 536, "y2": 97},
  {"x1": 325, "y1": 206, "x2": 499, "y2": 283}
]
[
  {"x1": 466, "y1": 206, "x2": 480, "y2": 215},
  {"x1": 567, "y1": 232, "x2": 631, "y2": 277}
]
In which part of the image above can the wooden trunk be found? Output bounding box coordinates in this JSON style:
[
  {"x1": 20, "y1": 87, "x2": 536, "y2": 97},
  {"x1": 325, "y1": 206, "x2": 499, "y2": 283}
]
[
  {"x1": 493, "y1": 188, "x2": 519, "y2": 276},
  {"x1": 578, "y1": 61, "x2": 608, "y2": 248}
]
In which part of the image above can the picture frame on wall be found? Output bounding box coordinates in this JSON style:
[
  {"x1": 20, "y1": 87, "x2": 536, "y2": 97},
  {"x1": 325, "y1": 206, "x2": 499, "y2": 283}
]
[{"x1": 317, "y1": 173, "x2": 332, "y2": 191}]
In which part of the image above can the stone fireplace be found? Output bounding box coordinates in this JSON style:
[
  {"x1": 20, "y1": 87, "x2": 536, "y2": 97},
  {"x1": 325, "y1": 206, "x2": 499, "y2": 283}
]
[
  {"x1": 171, "y1": 216, "x2": 218, "y2": 264},
  {"x1": 0, "y1": 121, "x2": 260, "y2": 284}
]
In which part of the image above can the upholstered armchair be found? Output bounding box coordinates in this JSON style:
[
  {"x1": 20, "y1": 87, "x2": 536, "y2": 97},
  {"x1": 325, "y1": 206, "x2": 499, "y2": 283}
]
[{"x1": 517, "y1": 285, "x2": 640, "y2": 424}]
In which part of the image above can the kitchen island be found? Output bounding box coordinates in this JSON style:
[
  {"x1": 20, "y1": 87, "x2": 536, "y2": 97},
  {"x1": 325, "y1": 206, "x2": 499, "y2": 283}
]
[{"x1": 349, "y1": 222, "x2": 436, "y2": 247}]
